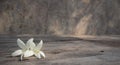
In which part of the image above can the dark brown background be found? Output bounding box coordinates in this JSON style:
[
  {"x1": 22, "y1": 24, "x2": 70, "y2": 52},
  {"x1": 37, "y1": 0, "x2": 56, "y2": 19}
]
[{"x1": 0, "y1": 0, "x2": 120, "y2": 36}]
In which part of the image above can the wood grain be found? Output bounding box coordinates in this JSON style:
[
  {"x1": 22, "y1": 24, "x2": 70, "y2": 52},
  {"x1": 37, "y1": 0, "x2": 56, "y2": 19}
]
[{"x1": 0, "y1": 35, "x2": 120, "y2": 65}]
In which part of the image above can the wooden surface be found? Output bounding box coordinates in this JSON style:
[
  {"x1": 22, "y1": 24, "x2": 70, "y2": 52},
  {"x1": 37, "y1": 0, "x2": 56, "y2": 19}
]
[{"x1": 0, "y1": 35, "x2": 120, "y2": 65}]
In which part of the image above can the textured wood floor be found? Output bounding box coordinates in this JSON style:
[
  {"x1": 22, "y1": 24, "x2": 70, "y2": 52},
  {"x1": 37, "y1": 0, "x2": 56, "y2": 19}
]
[{"x1": 0, "y1": 35, "x2": 120, "y2": 65}]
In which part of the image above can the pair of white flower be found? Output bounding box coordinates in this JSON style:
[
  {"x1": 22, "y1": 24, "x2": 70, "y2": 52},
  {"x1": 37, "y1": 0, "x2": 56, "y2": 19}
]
[{"x1": 11, "y1": 38, "x2": 45, "y2": 60}]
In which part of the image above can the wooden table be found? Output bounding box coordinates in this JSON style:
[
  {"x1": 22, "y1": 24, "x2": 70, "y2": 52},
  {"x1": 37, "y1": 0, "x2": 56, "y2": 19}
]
[{"x1": 0, "y1": 35, "x2": 120, "y2": 65}]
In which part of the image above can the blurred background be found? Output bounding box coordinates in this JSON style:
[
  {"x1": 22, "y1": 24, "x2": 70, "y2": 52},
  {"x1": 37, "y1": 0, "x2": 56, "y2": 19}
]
[{"x1": 0, "y1": 0, "x2": 120, "y2": 36}]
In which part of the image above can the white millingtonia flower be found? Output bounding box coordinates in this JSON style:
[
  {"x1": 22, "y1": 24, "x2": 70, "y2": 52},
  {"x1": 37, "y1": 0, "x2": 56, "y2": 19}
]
[
  {"x1": 31, "y1": 40, "x2": 45, "y2": 59},
  {"x1": 12, "y1": 38, "x2": 34, "y2": 60},
  {"x1": 11, "y1": 38, "x2": 45, "y2": 60}
]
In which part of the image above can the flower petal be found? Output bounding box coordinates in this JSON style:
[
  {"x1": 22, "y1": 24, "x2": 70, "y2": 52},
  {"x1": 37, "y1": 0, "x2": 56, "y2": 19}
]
[
  {"x1": 24, "y1": 50, "x2": 34, "y2": 57},
  {"x1": 12, "y1": 49, "x2": 22, "y2": 56},
  {"x1": 17, "y1": 39, "x2": 26, "y2": 49},
  {"x1": 34, "y1": 53, "x2": 41, "y2": 59},
  {"x1": 36, "y1": 40, "x2": 43, "y2": 50},
  {"x1": 40, "y1": 51, "x2": 45, "y2": 58},
  {"x1": 26, "y1": 38, "x2": 36, "y2": 49}
]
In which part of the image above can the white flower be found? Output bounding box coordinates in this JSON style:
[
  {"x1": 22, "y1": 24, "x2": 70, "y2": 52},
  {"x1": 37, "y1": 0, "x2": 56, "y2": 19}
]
[
  {"x1": 11, "y1": 38, "x2": 34, "y2": 60},
  {"x1": 11, "y1": 38, "x2": 45, "y2": 60},
  {"x1": 28, "y1": 39, "x2": 46, "y2": 59}
]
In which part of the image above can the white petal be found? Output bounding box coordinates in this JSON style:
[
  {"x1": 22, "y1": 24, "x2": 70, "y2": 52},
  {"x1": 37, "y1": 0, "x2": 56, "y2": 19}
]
[
  {"x1": 24, "y1": 50, "x2": 34, "y2": 57},
  {"x1": 17, "y1": 39, "x2": 26, "y2": 49},
  {"x1": 40, "y1": 51, "x2": 45, "y2": 58},
  {"x1": 26, "y1": 38, "x2": 36, "y2": 49},
  {"x1": 12, "y1": 49, "x2": 22, "y2": 56},
  {"x1": 36, "y1": 40, "x2": 43, "y2": 50},
  {"x1": 34, "y1": 53, "x2": 41, "y2": 59}
]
